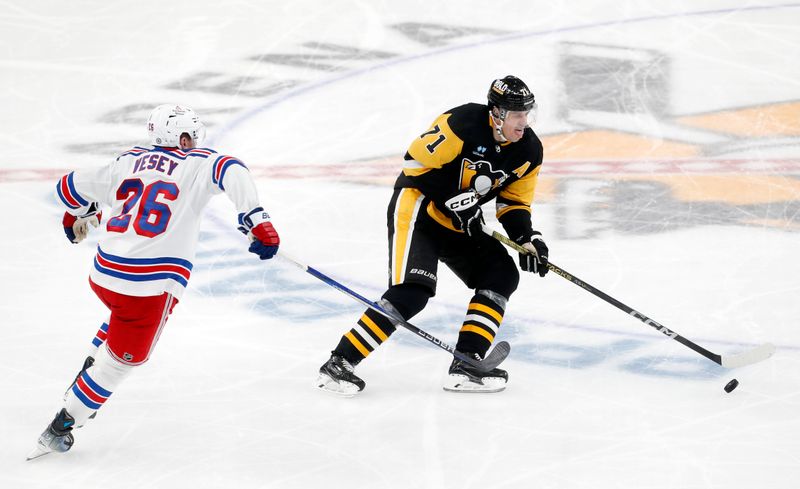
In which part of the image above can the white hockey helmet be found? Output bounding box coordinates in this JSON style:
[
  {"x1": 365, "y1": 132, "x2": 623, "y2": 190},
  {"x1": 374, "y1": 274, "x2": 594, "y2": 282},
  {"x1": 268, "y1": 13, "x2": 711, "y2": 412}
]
[{"x1": 147, "y1": 104, "x2": 206, "y2": 147}]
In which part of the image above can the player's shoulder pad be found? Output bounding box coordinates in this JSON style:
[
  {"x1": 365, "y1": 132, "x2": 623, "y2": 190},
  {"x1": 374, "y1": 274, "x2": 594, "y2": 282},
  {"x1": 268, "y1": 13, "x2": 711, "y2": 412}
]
[
  {"x1": 443, "y1": 103, "x2": 488, "y2": 138},
  {"x1": 518, "y1": 128, "x2": 544, "y2": 166}
]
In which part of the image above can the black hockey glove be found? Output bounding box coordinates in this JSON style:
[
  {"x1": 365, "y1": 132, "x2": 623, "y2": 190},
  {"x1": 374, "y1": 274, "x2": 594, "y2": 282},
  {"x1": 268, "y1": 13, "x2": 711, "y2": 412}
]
[
  {"x1": 517, "y1": 231, "x2": 549, "y2": 277},
  {"x1": 444, "y1": 189, "x2": 483, "y2": 238}
]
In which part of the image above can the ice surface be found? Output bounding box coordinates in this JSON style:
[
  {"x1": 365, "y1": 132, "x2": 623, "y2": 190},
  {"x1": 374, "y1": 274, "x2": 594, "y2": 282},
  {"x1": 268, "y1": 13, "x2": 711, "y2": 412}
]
[{"x1": 2, "y1": 1, "x2": 799, "y2": 488}]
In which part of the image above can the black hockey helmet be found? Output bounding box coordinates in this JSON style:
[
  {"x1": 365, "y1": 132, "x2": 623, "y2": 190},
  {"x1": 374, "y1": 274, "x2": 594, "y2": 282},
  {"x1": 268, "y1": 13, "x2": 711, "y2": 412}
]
[{"x1": 487, "y1": 76, "x2": 536, "y2": 112}]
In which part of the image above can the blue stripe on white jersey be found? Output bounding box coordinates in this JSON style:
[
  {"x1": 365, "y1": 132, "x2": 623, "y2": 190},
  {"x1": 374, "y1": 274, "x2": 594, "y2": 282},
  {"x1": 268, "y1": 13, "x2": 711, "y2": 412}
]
[
  {"x1": 56, "y1": 172, "x2": 90, "y2": 209},
  {"x1": 93, "y1": 246, "x2": 193, "y2": 288},
  {"x1": 117, "y1": 146, "x2": 150, "y2": 158},
  {"x1": 211, "y1": 155, "x2": 247, "y2": 191},
  {"x1": 155, "y1": 147, "x2": 216, "y2": 160},
  {"x1": 117, "y1": 146, "x2": 217, "y2": 161}
]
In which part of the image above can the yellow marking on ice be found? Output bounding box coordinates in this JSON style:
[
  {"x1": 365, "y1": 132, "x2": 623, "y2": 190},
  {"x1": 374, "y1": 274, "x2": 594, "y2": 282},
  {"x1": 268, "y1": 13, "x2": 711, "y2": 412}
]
[
  {"x1": 541, "y1": 131, "x2": 698, "y2": 160},
  {"x1": 618, "y1": 175, "x2": 800, "y2": 205},
  {"x1": 677, "y1": 101, "x2": 800, "y2": 137}
]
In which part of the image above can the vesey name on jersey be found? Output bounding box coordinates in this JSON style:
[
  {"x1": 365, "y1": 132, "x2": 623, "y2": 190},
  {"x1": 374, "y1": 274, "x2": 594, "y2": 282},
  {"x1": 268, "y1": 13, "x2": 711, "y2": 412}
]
[{"x1": 132, "y1": 154, "x2": 179, "y2": 176}]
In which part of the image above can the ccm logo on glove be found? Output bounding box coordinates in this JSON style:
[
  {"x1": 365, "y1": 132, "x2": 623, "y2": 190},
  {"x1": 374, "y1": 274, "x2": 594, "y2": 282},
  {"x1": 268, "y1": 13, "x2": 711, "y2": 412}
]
[{"x1": 445, "y1": 191, "x2": 477, "y2": 211}]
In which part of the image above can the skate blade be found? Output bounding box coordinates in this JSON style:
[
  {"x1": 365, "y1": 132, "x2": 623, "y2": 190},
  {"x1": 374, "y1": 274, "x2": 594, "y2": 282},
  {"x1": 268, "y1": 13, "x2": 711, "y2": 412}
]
[
  {"x1": 314, "y1": 373, "x2": 360, "y2": 398},
  {"x1": 26, "y1": 445, "x2": 52, "y2": 461},
  {"x1": 443, "y1": 374, "x2": 506, "y2": 393}
]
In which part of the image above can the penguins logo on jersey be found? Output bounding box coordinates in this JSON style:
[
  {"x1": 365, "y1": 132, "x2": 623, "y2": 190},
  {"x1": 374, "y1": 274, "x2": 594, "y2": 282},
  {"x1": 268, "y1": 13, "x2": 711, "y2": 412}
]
[{"x1": 460, "y1": 159, "x2": 509, "y2": 195}]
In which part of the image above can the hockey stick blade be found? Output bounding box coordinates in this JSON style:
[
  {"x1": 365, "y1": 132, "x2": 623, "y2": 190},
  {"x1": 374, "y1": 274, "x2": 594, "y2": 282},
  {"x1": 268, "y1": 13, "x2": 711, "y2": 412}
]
[
  {"x1": 479, "y1": 341, "x2": 511, "y2": 371},
  {"x1": 481, "y1": 225, "x2": 778, "y2": 369},
  {"x1": 720, "y1": 342, "x2": 776, "y2": 368}
]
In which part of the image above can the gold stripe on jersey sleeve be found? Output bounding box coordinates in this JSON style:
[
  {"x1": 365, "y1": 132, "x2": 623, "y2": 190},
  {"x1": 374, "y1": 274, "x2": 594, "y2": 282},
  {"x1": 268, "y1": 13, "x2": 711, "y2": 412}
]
[
  {"x1": 498, "y1": 164, "x2": 540, "y2": 206},
  {"x1": 405, "y1": 113, "x2": 464, "y2": 174}
]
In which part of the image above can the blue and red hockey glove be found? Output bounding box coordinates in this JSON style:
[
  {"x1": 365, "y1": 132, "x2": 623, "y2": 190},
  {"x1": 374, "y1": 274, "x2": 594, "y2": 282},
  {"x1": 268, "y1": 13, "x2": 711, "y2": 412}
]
[
  {"x1": 238, "y1": 206, "x2": 280, "y2": 260},
  {"x1": 63, "y1": 203, "x2": 102, "y2": 244}
]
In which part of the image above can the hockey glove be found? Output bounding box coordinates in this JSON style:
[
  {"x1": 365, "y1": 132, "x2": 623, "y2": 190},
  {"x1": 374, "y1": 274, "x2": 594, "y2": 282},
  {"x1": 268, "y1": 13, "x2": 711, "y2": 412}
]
[
  {"x1": 238, "y1": 207, "x2": 280, "y2": 260},
  {"x1": 444, "y1": 189, "x2": 483, "y2": 238},
  {"x1": 517, "y1": 231, "x2": 549, "y2": 277},
  {"x1": 62, "y1": 202, "x2": 102, "y2": 244}
]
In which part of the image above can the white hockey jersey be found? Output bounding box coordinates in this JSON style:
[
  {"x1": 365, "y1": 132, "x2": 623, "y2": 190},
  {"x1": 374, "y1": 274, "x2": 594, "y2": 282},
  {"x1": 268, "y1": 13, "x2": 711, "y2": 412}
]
[{"x1": 56, "y1": 145, "x2": 262, "y2": 299}]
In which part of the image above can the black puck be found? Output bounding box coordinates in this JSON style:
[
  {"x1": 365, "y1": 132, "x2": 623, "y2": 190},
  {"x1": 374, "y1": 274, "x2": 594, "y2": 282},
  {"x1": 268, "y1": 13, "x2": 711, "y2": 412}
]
[{"x1": 724, "y1": 379, "x2": 739, "y2": 393}]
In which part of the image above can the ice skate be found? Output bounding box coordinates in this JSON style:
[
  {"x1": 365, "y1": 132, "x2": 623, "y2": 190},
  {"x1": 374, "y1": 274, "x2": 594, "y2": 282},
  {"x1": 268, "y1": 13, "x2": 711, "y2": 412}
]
[
  {"x1": 316, "y1": 354, "x2": 365, "y2": 397},
  {"x1": 443, "y1": 353, "x2": 508, "y2": 393},
  {"x1": 26, "y1": 408, "x2": 75, "y2": 461}
]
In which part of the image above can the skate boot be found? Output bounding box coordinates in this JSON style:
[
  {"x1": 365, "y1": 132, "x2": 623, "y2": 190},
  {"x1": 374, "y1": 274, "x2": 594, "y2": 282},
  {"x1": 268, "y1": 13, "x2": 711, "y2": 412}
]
[
  {"x1": 316, "y1": 354, "x2": 365, "y2": 397},
  {"x1": 26, "y1": 408, "x2": 75, "y2": 461},
  {"x1": 443, "y1": 352, "x2": 508, "y2": 393}
]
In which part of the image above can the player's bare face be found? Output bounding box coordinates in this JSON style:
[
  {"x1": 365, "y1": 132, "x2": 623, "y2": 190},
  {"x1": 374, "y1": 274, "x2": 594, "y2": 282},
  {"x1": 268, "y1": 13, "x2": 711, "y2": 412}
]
[{"x1": 501, "y1": 110, "x2": 529, "y2": 142}]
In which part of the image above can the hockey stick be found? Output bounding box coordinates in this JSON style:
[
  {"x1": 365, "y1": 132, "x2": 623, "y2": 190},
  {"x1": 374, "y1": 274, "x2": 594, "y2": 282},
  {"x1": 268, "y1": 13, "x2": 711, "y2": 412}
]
[
  {"x1": 279, "y1": 251, "x2": 511, "y2": 372},
  {"x1": 482, "y1": 225, "x2": 776, "y2": 368}
]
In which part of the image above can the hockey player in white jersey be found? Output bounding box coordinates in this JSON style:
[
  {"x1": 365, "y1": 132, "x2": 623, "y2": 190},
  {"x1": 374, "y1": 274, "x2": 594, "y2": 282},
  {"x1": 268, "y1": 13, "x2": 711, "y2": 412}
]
[{"x1": 28, "y1": 104, "x2": 281, "y2": 460}]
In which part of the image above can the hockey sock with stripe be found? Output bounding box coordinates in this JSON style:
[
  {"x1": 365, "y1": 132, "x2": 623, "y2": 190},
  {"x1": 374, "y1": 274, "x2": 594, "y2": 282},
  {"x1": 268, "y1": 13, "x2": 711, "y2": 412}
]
[
  {"x1": 455, "y1": 292, "x2": 505, "y2": 357},
  {"x1": 64, "y1": 346, "x2": 132, "y2": 426},
  {"x1": 333, "y1": 308, "x2": 397, "y2": 364}
]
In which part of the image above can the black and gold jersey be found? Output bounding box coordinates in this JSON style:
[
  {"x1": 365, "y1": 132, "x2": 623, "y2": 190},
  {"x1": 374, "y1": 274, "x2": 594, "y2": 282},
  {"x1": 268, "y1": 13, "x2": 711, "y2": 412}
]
[{"x1": 395, "y1": 102, "x2": 543, "y2": 242}]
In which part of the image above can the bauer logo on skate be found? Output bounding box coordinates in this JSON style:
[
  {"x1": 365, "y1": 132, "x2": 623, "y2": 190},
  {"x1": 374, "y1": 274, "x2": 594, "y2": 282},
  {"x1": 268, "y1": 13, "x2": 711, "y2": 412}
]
[{"x1": 93, "y1": 246, "x2": 193, "y2": 287}]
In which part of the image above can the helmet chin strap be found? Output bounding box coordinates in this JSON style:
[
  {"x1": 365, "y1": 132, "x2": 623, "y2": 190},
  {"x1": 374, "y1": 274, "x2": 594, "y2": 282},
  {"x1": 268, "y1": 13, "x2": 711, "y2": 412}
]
[{"x1": 491, "y1": 109, "x2": 508, "y2": 143}]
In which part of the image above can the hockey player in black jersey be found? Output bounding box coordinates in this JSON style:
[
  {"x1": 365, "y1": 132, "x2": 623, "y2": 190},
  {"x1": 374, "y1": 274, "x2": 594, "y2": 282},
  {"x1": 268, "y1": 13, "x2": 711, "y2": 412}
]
[{"x1": 317, "y1": 76, "x2": 549, "y2": 395}]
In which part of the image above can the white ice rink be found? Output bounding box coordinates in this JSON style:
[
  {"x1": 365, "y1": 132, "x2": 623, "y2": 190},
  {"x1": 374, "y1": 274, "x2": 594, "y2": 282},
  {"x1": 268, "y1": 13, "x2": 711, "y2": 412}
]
[{"x1": 2, "y1": 1, "x2": 799, "y2": 488}]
